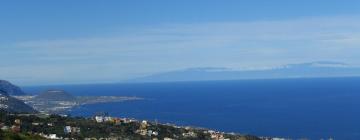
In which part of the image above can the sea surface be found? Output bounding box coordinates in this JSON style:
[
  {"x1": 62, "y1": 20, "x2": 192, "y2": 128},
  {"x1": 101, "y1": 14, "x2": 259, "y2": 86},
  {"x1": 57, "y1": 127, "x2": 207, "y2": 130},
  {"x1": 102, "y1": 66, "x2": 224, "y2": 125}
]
[{"x1": 23, "y1": 77, "x2": 360, "y2": 140}]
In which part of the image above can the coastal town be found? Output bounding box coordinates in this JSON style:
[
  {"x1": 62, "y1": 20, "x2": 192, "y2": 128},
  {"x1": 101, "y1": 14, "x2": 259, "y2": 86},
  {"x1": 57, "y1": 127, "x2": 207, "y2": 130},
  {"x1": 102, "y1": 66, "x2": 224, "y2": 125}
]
[{"x1": 12, "y1": 90, "x2": 143, "y2": 114}]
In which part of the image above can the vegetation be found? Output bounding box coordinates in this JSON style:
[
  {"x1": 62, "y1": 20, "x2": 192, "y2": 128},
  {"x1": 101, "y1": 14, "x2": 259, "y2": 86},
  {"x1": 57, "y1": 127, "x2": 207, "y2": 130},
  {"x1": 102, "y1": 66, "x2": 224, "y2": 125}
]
[
  {"x1": 0, "y1": 130, "x2": 46, "y2": 140},
  {"x1": 0, "y1": 110, "x2": 261, "y2": 140}
]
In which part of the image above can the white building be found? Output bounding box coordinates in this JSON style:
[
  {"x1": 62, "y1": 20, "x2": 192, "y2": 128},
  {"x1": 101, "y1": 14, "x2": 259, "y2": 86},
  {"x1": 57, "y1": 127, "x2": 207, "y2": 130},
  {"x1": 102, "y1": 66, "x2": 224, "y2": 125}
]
[
  {"x1": 152, "y1": 131, "x2": 158, "y2": 136},
  {"x1": 95, "y1": 116, "x2": 104, "y2": 123},
  {"x1": 42, "y1": 134, "x2": 61, "y2": 139},
  {"x1": 1, "y1": 126, "x2": 9, "y2": 131},
  {"x1": 104, "y1": 116, "x2": 113, "y2": 122},
  {"x1": 64, "y1": 126, "x2": 72, "y2": 134},
  {"x1": 272, "y1": 138, "x2": 287, "y2": 140}
]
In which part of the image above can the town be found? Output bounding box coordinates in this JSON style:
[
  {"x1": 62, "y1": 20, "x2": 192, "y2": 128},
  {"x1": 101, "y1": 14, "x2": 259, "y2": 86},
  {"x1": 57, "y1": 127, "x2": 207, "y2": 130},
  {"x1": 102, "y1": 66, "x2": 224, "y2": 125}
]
[{"x1": 12, "y1": 90, "x2": 143, "y2": 114}]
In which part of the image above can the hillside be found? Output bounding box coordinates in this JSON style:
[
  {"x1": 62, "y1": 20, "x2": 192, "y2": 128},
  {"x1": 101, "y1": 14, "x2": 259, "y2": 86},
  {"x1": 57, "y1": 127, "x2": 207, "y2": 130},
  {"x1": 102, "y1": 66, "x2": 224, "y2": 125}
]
[
  {"x1": 0, "y1": 80, "x2": 26, "y2": 96},
  {"x1": 0, "y1": 91, "x2": 37, "y2": 113},
  {"x1": 0, "y1": 130, "x2": 46, "y2": 140}
]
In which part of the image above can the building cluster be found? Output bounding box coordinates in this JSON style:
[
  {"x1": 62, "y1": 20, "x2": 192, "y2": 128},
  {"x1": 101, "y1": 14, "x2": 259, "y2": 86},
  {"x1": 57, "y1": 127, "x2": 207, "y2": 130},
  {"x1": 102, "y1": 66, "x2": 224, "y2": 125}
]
[
  {"x1": 31, "y1": 122, "x2": 54, "y2": 126},
  {"x1": 0, "y1": 119, "x2": 21, "y2": 133},
  {"x1": 203, "y1": 130, "x2": 230, "y2": 140},
  {"x1": 135, "y1": 120, "x2": 159, "y2": 137},
  {"x1": 94, "y1": 115, "x2": 137, "y2": 124},
  {"x1": 0, "y1": 96, "x2": 8, "y2": 109},
  {"x1": 38, "y1": 133, "x2": 62, "y2": 140},
  {"x1": 0, "y1": 118, "x2": 64, "y2": 140},
  {"x1": 182, "y1": 131, "x2": 197, "y2": 137},
  {"x1": 64, "y1": 125, "x2": 81, "y2": 134}
]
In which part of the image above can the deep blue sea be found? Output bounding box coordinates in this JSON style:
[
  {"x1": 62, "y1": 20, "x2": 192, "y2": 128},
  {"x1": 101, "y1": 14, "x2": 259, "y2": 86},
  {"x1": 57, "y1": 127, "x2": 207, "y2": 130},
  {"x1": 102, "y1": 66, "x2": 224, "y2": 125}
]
[{"x1": 23, "y1": 77, "x2": 360, "y2": 140}]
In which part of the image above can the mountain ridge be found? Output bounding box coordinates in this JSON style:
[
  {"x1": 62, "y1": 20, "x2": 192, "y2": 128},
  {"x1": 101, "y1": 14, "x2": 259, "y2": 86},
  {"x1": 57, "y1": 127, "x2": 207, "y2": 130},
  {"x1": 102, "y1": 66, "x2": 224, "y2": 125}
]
[{"x1": 128, "y1": 61, "x2": 360, "y2": 83}]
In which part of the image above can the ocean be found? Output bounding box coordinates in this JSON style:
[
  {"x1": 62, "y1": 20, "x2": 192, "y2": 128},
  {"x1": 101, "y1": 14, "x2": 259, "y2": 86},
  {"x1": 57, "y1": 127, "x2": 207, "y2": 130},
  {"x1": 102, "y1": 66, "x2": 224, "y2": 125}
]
[{"x1": 23, "y1": 77, "x2": 360, "y2": 140}]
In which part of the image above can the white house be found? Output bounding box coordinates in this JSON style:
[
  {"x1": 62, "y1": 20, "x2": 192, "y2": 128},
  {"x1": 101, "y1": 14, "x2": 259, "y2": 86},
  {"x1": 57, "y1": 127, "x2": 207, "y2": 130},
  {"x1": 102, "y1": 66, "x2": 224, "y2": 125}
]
[
  {"x1": 104, "y1": 116, "x2": 113, "y2": 122},
  {"x1": 64, "y1": 126, "x2": 72, "y2": 134},
  {"x1": 44, "y1": 134, "x2": 61, "y2": 139},
  {"x1": 95, "y1": 116, "x2": 104, "y2": 123}
]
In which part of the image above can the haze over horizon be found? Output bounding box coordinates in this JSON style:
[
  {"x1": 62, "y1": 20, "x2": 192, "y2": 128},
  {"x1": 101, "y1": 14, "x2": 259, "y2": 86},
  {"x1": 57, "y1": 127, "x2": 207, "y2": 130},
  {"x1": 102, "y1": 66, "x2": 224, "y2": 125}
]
[{"x1": 1, "y1": 0, "x2": 360, "y2": 86}]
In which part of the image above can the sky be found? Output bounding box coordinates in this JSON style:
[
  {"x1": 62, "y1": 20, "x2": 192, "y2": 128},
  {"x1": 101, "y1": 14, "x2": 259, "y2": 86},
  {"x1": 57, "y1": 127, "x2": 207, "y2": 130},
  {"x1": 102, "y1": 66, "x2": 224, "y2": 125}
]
[{"x1": 1, "y1": 0, "x2": 360, "y2": 86}]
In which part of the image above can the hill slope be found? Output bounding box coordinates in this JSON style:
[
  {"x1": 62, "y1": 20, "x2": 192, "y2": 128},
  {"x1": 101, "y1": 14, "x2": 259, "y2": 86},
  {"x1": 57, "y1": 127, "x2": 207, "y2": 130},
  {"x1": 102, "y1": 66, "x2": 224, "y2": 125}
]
[
  {"x1": 0, "y1": 91, "x2": 37, "y2": 113},
  {"x1": 0, "y1": 80, "x2": 26, "y2": 96}
]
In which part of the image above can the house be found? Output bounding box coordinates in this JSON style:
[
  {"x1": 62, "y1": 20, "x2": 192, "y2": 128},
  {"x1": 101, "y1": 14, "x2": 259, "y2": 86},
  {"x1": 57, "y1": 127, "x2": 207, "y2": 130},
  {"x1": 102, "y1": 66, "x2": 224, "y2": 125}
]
[
  {"x1": 121, "y1": 118, "x2": 131, "y2": 123},
  {"x1": 1, "y1": 125, "x2": 9, "y2": 131},
  {"x1": 182, "y1": 131, "x2": 197, "y2": 137},
  {"x1": 32, "y1": 122, "x2": 40, "y2": 126},
  {"x1": 272, "y1": 138, "x2": 287, "y2": 140},
  {"x1": 14, "y1": 119, "x2": 21, "y2": 125},
  {"x1": 64, "y1": 126, "x2": 72, "y2": 134},
  {"x1": 104, "y1": 116, "x2": 113, "y2": 122},
  {"x1": 129, "y1": 118, "x2": 138, "y2": 123},
  {"x1": 140, "y1": 121, "x2": 148, "y2": 129},
  {"x1": 114, "y1": 118, "x2": 121, "y2": 125},
  {"x1": 138, "y1": 129, "x2": 147, "y2": 136},
  {"x1": 0, "y1": 123, "x2": 4, "y2": 128},
  {"x1": 48, "y1": 134, "x2": 59, "y2": 139},
  {"x1": 32, "y1": 123, "x2": 39, "y2": 126},
  {"x1": 64, "y1": 126, "x2": 80, "y2": 134},
  {"x1": 71, "y1": 127, "x2": 81, "y2": 134},
  {"x1": 41, "y1": 134, "x2": 61, "y2": 139},
  {"x1": 11, "y1": 125, "x2": 20, "y2": 133},
  {"x1": 208, "y1": 131, "x2": 225, "y2": 140},
  {"x1": 147, "y1": 130, "x2": 153, "y2": 136},
  {"x1": 95, "y1": 116, "x2": 104, "y2": 123},
  {"x1": 152, "y1": 131, "x2": 158, "y2": 136}
]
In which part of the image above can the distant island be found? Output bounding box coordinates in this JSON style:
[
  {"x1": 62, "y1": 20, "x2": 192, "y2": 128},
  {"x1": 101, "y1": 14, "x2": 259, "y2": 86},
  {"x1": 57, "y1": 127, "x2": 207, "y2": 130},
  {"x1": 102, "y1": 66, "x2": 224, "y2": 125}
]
[{"x1": 128, "y1": 61, "x2": 360, "y2": 83}]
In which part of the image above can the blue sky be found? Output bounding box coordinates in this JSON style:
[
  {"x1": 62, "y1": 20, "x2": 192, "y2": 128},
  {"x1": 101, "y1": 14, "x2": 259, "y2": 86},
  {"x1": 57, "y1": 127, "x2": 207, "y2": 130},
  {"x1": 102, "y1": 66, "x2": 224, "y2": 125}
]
[{"x1": 1, "y1": 0, "x2": 360, "y2": 85}]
